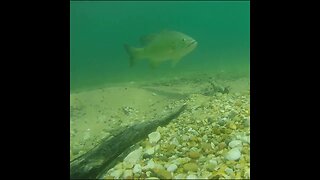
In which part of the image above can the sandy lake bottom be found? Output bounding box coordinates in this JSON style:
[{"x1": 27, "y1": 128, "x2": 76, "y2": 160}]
[{"x1": 70, "y1": 71, "x2": 250, "y2": 179}]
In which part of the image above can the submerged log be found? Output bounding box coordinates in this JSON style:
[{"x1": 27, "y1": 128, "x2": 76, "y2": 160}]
[{"x1": 70, "y1": 104, "x2": 187, "y2": 179}]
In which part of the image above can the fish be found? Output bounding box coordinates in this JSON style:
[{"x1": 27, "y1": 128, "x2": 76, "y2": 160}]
[{"x1": 124, "y1": 30, "x2": 198, "y2": 68}]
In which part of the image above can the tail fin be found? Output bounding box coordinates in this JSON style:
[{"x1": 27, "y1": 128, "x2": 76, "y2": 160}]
[{"x1": 124, "y1": 44, "x2": 143, "y2": 67}]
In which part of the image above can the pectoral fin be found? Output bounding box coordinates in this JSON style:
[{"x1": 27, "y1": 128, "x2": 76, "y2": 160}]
[{"x1": 124, "y1": 44, "x2": 144, "y2": 67}]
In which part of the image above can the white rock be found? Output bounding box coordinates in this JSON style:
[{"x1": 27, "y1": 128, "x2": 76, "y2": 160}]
[
  {"x1": 133, "y1": 164, "x2": 142, "y2": 174},
  {"x1": 148, "y1": 132, "x2": 161, "y2": 144},
  {"x1": 170, "y1": 137, "x2": 180, "y2": 146},
  {"x1": 228, "y1": 140, "x2": 242, "y2": 148},
  {"x1": 186, "y1": 174, "x2": 198, "y2": 179},
  {"x1": 225, "y1": 167, "x2": 234, "y2": 175},
  {"x1": 177, "y1": 157, "x2": 191, "y2": 164},
  {"x1": 209, "y1": 159, "x2": 218, "y2": 166},
  {"x1": 110, "y1": 169, "x2": 123, "y2": 179},
  {"x1": 182, "y1": 135, "x2": 189, "y2": 141},
  {"x1": 154, "y1": 144, "x2": 160, "y2": 151},
  {"x1": 188, "y1": 128, "x2": 199, "y2": 135},
  {"x1": 145, "y1": 147, "x2": 155, "y2": 155},
  {"x1": 201, "y1": 170, "x2": 212, "y2": 178},
  {"x1": 225, "y1": 148, "x2": 241, "y2": 161},
  {"x1": 175, "y1": 174, "x2": 186, "y2": 179},
  {"x1": 202, "y1": 135, "x2": 208, "y2": 141},
  {"x1": 240, "y1": 136, "x2": 250, "y2": 144},
  {"x1": 166, "y1": 164, "x2": 178, "y2": 172},
  {"x1": 123, "y1": 161, "x2": 134, "y2": 169},
  {"x1": 143, "y1": 159, "x2": 155, "y2": 170},
  {"x1": 123, "y1": 169, "x2": 133, "y2": 178},
  {"x1": 146, "y1": 171, "x2": 151, "y2": 177},
  {"x1": 124, "y1": 147, "x2": 143, "y2": 167}
]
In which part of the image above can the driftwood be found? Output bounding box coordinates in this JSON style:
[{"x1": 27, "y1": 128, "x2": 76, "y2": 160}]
[{"x1": 70, "y1": 104, "x2": 187, "y2": 179}]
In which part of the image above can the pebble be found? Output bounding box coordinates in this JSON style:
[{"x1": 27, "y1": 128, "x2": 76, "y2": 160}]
[
  {"x1": 225, "y1": 128, "x2": 233, "y2": 134},
  {"x1": 218, "y1": 142, "x2": 227, "y2": 150},
  {"x1": 110, "y1": 169, "x2": 123, "y2": 179},
  {"x1": 206, "y1": 159, "x2": 218, "y2": 171},
  {"x1": 225, "y1": 148, "x2": 242, "y2": 161},
  {"x1": 170, "y1": 137, "x2": 180, "y2": 146},
  {"x1": 212, "y1": 127, "x2": 221, "y2": 135},
  {"x1": 228, "y1": 110, "x2": 237, "y2": 119},
  {"x1": 183, "y1": 163, "x2": 198, "y2": 172},
  {"x1": 202, "y1": 134, "x2": 208, "y2": 141},
  {"x1": 240, "y1": 136, "x2": 250, "y2": 144},
  {"x1": 174, "y1": 173, "x2": 186, "y2": 179},
  {"x1": 133, "y1": 164, "x2": 142, "y2": 174},
  {"x1": 90, "y1": 76, "x2": 250, "y2": 179},
  {"x1": 123, "y1": 147, "x2": 143, "y2": 167},
  {"x1": 218, "y1": 117, "x2": 228, "y2": 126},
  {"x1": 164, "y1": 163, "x2": 175, "y2": 172},
  {"x1": 228, "y1": 140, "x2": 242, "y2": 148},
  {"x1": 143, "y1": 159, "x2": 155, "y2": 170},
  {"x1": 244, "y1": 117, "x2": 250, "y2": 127},
  {"x1": 198, "y1": 156, "x2": 207, "y2": 163},
  {"x1": 210, "y1": 142, "x2": 215, "y2": 149},
  {"x1": 228, "y1": 123, "x2": 237, "y2": 130},
  {"x1": 152, "y1": 168, "x2": 172, "y2": 179},
  {"x1": 206, "y1": 163, "x2": 216, "y2": 171},
  {"x1": 202, "y1": 170, "x2": 212, "y2": 178},
  {"x1": 181, "y1": 134, "x2": 189, "y2": 141},
  {"x1": 145, "y1": 147, "x2": 155, "y2": 155},
  {"x1": 148, "y1": 132, "x2": 161, "y2": 144},
  {"x1": 207, "y1": 117, "x2": 214, "y2": 124},
  {"x1": 245, "y1": 168, "x2": 250, "y2": 178},
  {"x1": 186, "y1": 174, "x2": 198, "y2": 179},
  {"x1": 225, "y1": 167, "x2": 234, "y2": 175},
  {"x1": 175, "y1": 157, "x2": 190, "y2": 165},
  {"x1": 188, "y1": 151, "x2": 201, "y2": 159},
  {"x1": 209, "y1": 159, "x2": 218, "y2": 166},
  {"x1": 123, "y1": 169, "x2": 133, "y2": 178},
  {"x1": 201, "y1": 142, "x2": 212, "y2": 152},
  {"x1": 146, "y1": 171, "x2": 151, "y2": 177}
]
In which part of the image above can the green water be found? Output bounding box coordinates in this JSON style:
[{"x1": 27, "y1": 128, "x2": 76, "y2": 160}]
[{"x1": 70, "y1": 1, "x2": 250, "y2": 92}]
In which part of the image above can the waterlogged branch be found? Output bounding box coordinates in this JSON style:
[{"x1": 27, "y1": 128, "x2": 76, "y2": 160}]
[{"x1": 70, "y1": 104, "x2": 187, "y2": 179}]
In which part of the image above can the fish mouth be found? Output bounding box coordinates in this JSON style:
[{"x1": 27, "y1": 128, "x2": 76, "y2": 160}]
[{"x1": 188, "y1": 40, "x2": 197, "y2": 47}]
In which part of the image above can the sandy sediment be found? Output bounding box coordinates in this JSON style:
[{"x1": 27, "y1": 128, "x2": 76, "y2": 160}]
[{"x1": 70, "y1": 72, "x2": 250, "y2": 179}]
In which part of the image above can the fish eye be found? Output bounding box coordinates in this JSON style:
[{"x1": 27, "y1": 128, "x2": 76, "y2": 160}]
[{"x1": 182, "y1": 38, "x2": 186, "y2": 41}]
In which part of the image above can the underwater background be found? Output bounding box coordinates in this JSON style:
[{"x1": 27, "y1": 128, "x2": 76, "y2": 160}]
[
  {"x1": 70, "y1": 2, "x2": 250, "y2": 179},
  {"x1": 70, "y1": 1, "x2": 250, "y2": 92}
]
